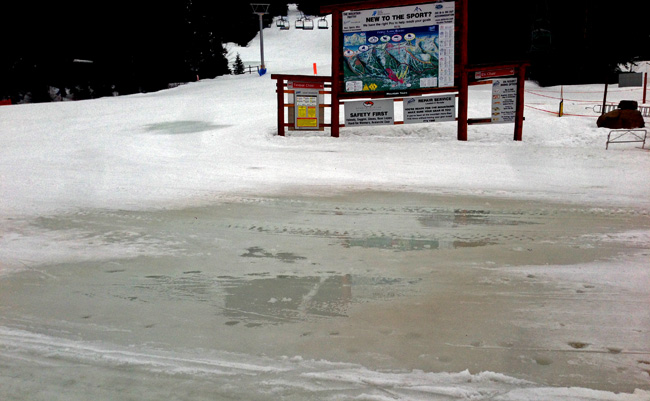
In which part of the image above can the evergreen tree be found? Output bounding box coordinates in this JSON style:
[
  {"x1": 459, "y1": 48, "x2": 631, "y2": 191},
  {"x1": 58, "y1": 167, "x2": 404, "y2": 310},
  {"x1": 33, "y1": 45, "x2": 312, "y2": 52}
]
[
  {"x1": 184, "y1": 1, "x2": 231, "y2": 80},
  {"x1": 233, "y1": 54, "x2": 246, "y2": 75}
]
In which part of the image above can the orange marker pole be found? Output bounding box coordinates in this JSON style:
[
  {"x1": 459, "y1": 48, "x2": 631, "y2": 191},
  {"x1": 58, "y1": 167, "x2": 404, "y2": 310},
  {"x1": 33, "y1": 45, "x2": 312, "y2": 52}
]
[{"x1": 313, "y1": 63, "x2": 318, "y2": 75}]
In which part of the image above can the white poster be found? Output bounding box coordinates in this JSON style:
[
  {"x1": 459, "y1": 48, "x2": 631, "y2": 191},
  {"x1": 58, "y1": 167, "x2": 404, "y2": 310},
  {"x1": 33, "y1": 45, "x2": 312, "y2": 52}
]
[
  {"x1": 403, "y1": 94, "x2": 455, "y2": 124},
  {"x1": 491, "y1": 78, "x2": 517, "y2": 123},
  {"x1": 342, "y1": 2, "x2": 455, "y2": 92},
  {"x1": 344, "y1": 99, "x2": 394, "y2": 126}
]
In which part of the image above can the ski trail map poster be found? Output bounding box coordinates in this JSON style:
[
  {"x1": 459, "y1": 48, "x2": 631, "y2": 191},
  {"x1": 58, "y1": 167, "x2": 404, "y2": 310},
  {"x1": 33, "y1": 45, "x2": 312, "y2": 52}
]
[{"x1": 342, "y1": 2, "x2": 455, "y2": 94}]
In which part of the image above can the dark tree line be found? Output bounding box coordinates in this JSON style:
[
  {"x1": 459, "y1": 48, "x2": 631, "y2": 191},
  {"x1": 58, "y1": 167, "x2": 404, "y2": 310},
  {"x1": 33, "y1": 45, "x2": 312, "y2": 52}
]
[
  {"x1": 483, "y1": 0, "x2": 650, "y2": 86},
  {"x1": 0, "y1": 1, "x2": 288, "y2": 102},
  {"x1": 1, "y1": 1, "x2": 648, "y2": 103}
]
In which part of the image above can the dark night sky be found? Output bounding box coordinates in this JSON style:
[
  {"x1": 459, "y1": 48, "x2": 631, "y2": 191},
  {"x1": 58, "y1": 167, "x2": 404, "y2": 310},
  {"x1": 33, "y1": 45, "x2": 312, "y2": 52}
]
[
  {"x1": 2, "y1": 0, "x2": 649, "y2": 99},
  {"x1": 5, "y1": 0, "x2": 649, "y2": 62}
]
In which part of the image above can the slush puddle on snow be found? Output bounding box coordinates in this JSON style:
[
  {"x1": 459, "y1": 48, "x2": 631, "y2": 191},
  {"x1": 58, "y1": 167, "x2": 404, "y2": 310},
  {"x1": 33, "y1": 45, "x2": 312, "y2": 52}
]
[
  {"x1": 1, "y1": 194, "x2": 649, "y2": 400},
  {"x1": 1, "y1": 5, "x2": 650, "y2": 401}
]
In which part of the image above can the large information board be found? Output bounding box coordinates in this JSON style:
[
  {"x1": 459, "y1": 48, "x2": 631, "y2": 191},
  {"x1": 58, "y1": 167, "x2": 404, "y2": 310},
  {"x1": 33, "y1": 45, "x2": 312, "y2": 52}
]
[{"x1": 342, "y1": 2, "x2": 455, "y2": 94}]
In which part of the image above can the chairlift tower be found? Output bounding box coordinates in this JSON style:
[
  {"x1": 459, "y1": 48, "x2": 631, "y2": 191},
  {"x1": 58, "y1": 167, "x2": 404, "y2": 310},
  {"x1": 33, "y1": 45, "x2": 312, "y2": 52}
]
[{"x1": 251, "y1": 3, "x2": 270, "y2": 75}]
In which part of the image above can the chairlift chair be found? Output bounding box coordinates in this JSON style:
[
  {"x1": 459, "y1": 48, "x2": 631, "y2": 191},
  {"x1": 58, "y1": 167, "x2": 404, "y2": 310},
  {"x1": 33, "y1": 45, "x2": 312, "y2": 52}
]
[
  {"x1": 303, "y1": 17, "x2": 314, "y2": 30},
  {"x1": 318, "y1": 17, "x2": 328, "y2": 29},
  {"x1": 277, "y1": 16, "x2": 290, "y2": 30}
]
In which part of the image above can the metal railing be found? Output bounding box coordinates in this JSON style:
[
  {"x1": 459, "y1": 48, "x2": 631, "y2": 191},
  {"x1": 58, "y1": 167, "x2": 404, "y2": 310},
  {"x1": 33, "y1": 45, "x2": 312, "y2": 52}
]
[
  {"x1": 606, "y1": 129, "x2": 647, "y2": 150},
  {"x1": 594, "y1": 104, "x2": 650, "y2": 117}
]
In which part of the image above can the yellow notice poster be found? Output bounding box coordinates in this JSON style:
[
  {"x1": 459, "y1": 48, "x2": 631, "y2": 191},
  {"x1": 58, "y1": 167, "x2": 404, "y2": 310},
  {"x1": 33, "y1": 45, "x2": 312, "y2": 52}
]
[
  {"x1": 297, "y1": 104, "x2": 317, "y2": 127},
  {"x1": 297, "y1": 116, "x2": 318, "y2": 127}
]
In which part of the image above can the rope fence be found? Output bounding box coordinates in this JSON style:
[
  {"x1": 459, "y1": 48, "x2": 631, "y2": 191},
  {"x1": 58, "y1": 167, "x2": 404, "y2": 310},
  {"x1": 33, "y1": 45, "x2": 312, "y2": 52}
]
[
  {"x1": 525, "y1": 87, "x2": 641, "y2": 94},
  {"x1": 523, "y1": 87, "x2": 649, "y2": 118},
  {"x1": 524, "y1": 104, "x2": 598, "y2": 118},
  {"x1": 525, "y1": 90, "x2": 610, "y2": 103}
]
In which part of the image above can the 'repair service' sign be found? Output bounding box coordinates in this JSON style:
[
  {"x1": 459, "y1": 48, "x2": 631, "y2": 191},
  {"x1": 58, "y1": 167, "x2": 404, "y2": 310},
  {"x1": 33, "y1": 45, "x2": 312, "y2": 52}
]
[{"x1": 403, "y1": 94, "x2": 455, "y2": 123}]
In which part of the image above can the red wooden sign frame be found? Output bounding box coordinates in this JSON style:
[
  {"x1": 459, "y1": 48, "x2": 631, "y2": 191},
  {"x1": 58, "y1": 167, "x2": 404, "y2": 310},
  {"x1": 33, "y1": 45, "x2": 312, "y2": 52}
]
[{"x1": 271, "y1": 0, "x2": 528, "y2": 140}]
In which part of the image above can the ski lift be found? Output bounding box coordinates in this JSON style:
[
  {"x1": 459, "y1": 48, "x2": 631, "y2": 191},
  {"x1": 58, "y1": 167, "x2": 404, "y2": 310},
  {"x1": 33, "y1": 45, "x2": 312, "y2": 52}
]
[
  {"x1": 295, "y1": 18, "x2": 304, "y2": 29},
  {"x1": 277, "y1": 16, "x2": 290, "y2": 30},
  {"x1": 318, "y1": 16, "x2": 328, "y2": 29},
  {"x1": 303, "y1": 17, "x2": 314, "y2": 30}
]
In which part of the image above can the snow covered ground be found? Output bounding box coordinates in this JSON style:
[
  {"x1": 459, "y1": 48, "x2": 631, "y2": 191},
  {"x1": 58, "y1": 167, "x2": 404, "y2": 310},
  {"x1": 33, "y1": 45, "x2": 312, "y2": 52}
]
[{"x1": 1, "y1": 5, "x2": 649, "y2": 401}]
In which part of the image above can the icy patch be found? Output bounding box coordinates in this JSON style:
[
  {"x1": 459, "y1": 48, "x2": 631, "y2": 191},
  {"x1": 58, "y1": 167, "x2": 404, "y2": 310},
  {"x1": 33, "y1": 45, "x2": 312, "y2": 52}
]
[
  {"x1": 596, "y1": 230, "x2": 650, "y2": 245},
  {"x1": 0, "y1": 220, "x2": 180, "y2": 270},
  {"x1": 506, "y1": 252, "x2": 649, "y2": 292}
]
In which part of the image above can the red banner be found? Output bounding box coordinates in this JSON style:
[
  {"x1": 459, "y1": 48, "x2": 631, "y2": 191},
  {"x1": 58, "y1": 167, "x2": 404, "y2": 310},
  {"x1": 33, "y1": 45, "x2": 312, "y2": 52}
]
[
  {"x1": 289, "y1": 82, "x2": 324, "y2": 90},
  {"x1": 475, "y1": 68, "x2": 515, "y2": 80}
]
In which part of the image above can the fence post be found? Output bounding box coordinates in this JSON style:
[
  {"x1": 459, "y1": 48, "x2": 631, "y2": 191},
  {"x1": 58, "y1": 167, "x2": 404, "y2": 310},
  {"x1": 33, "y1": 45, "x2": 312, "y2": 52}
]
[
  {"x1": 601, "y1": 83, "x2": 608, "y2": 116},
  {"x1": 276, "y1": 77, "x2": 285, "y2": 136},
  {"x1": 330, "y1": 10, "x2": 341, "y2": 138},
  {"x1": 514, "y1": 65, "x2": 527, "y2": 141},
  {"x1": 457, "y1": 0, "x2": 469, "y2": 141}
]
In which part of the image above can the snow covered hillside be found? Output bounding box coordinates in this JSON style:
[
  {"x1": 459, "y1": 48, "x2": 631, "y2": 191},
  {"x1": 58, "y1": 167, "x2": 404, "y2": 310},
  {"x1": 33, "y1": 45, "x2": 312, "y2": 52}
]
[{"x1": 1, "y1": 5, "x2": 649, "y2": 217}]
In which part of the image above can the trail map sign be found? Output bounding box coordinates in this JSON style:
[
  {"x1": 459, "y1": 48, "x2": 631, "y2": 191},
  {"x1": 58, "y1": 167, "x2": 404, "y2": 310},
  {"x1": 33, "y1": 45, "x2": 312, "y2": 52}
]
[{"x1": 342, "y1": 2, "x2": 455, "y2": 94}]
